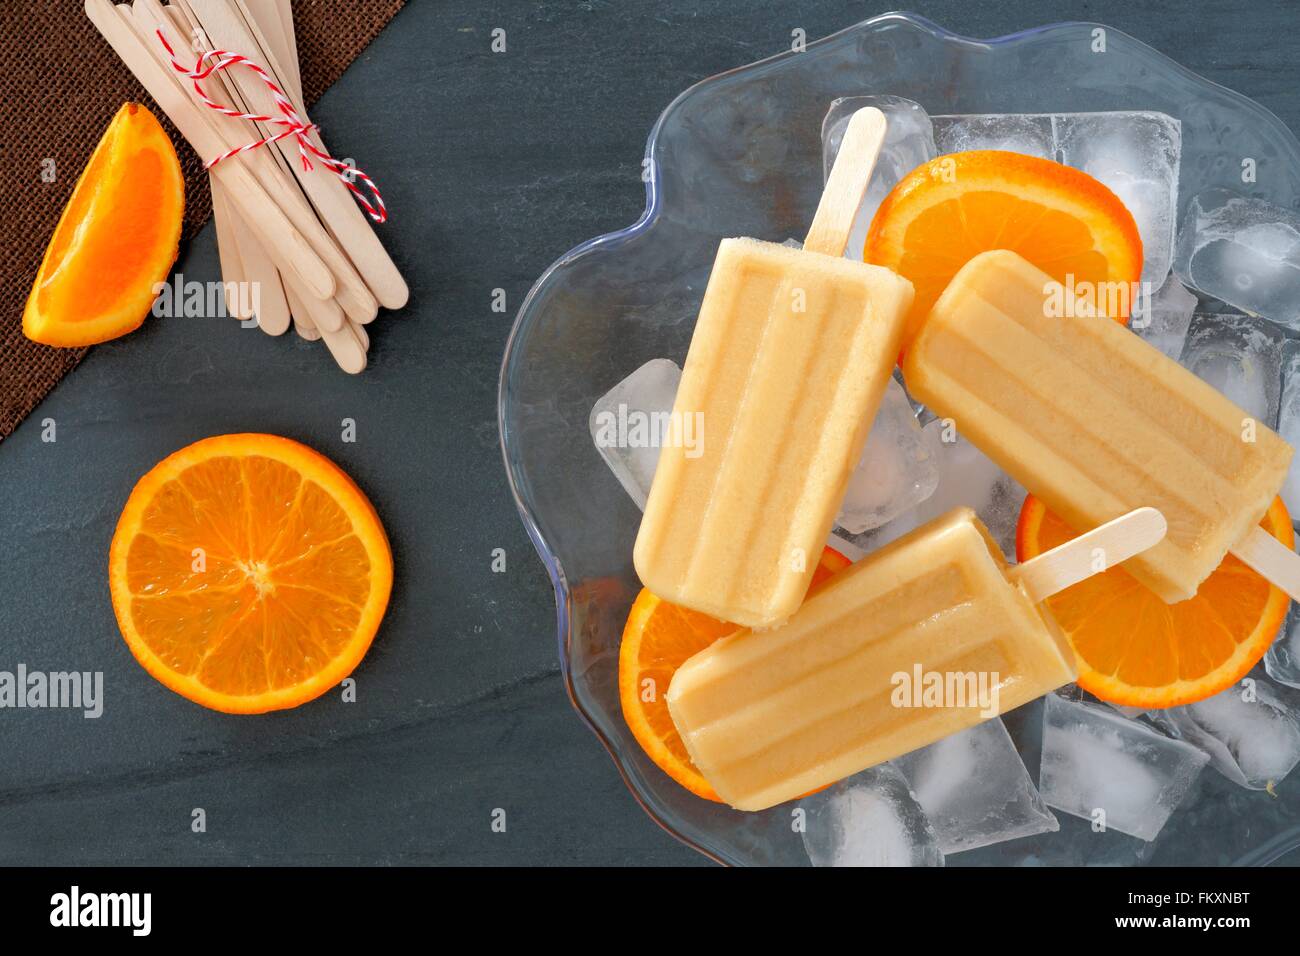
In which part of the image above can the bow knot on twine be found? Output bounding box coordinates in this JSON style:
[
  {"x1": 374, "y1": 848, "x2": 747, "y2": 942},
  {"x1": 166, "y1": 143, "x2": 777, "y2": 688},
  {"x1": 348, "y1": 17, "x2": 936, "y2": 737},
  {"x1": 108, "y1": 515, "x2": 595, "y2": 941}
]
[{"x1": 156, "y1": 29, "x2": 387, "y2": 223}]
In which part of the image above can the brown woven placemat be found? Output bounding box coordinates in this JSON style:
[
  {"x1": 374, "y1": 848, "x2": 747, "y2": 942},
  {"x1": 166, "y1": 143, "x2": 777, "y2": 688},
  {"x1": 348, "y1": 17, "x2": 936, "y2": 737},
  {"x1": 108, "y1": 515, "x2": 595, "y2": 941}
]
[{"x1": 0, "y1": 0, "x2": 404, "y2": 442}]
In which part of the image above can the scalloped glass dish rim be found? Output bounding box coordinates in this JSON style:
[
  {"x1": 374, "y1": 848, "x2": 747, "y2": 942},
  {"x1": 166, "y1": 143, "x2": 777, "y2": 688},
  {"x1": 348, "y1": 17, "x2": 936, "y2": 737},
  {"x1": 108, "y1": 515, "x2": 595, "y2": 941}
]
[{"x1": 497, "y1": 9, "x2": 1300, "y2": 866}]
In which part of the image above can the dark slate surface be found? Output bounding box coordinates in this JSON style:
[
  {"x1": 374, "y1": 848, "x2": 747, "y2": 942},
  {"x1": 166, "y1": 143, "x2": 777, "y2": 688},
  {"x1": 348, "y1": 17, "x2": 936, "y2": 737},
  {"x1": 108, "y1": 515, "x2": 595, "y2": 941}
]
[{"x1": 2, "y1": 0, "x2": 1298, "y2": 866}]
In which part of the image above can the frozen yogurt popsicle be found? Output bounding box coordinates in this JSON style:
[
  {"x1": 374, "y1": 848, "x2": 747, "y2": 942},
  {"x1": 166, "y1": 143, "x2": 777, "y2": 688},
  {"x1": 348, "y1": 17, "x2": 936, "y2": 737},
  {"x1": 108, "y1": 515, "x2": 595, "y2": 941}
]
[
  {"x1": 902, "y1": 250, "x2": 1296, "y2": 603},
  {"x1": 634, "y1": 108, "x2": 915, "y2": 627},
  {"x1": 666, "y1": 505, "x2": 1166, "y2": 812}
]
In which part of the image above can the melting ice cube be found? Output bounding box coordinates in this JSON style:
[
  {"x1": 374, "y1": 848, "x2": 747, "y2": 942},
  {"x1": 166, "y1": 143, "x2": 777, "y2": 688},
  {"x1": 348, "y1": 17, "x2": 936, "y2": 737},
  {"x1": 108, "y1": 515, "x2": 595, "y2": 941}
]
[
  {"x1": 800, "y1": 763, "x2": 945, "y2": 867},
  {"x1": 931, "y1": 113, "x2": 1055, "y2": 159},
  {"x1": 1005, "y1": 815, "x2": 1155, "y2": 867},
  {"x1": 588, "y1": 359, "x2": 682, "y2": 509},
  {"x1": 1150, "y1": 677, "x2": 1300, "y2": 790},
  {"x1": 833, "y1": 415, "x2": 1027, "y2": 559},
  {"x1": 821, "y1": 95, "x2": 937, "y2": 261},
  {"x1": 1039, "y1": 694, "x2": 1207, "y2": 842},
  {"x1": 1174, "y1": 188, "x2": 1300, "y2": 329},
  {"x1": 893, "y1": 718, "x2": 1058, "y2": 854},
  {"x1": 917, "y1": 419, "x2": 1026, "y2": 558},
  {"x1": 1277, "y1": 340, "x2": 1300, "y2": 519},
  {"x1": 835, "y1": 378, "x2": 940, "y2": 534},
  {"x1": 1267, "y1": 603, "x2": 1300, "y2": 690},
  {"x1": 1055, "y1": 112, "x2": 1181, "y2": 288},
  {"x1": 1179, "y1": 311, "x2": 1285, "y2": 428},
  {"x1": 1131, "y1": 275, "x2": 1197, "y2": 361}
]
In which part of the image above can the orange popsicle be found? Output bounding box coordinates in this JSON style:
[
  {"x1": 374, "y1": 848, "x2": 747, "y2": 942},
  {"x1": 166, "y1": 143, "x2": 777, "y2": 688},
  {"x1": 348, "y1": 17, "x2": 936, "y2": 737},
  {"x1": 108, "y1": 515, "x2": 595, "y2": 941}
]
[
  {"x1": 903, "y1": 250, "x2": 1295, "y2": 603},
  {"x1": 634, "y1": 108, "x2": 915, "y2": 627},
  {"x1": 666, "y1": 506, "x2": 1165, "y2": 811}
]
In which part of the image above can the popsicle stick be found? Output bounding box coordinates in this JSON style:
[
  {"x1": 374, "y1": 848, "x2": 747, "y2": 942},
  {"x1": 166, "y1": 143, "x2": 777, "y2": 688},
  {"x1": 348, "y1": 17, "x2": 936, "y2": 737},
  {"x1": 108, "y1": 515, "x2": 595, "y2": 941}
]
[
  {"x1": 277, "y1": 0, "x2": 300, "y2": 91},
  {"x1": 322, "y1": 324, "x2": 369, "y2": 374},
  {"x1": 318, "y1": 319, "x2": 368, "y2": 373},
  {"x1": 130, "y1": 0, "x2": 367, "y2": 328},
  {"x1": 250, "y1": 0, "x2": 301, "y2": 101},
  {"x1": 209, "y1": 184, "x2": 250, "y2": 319},
  {"x1": 276, "y1": 263, "x2": 367, "y2": 372},
  {"x1": 189, "y1": 0, "x2": 409, "y2": 310},
  {"x1": 1010, "y1": 507, "x2": 1168, "y2": 604},
  {"x1": 240, "y1": 0, "x2": 292, "y2": 63},
  {"x1": 803, "y1": 107, "x2": 886, "y2": 257},
  {"x1": 283, "y1": 281, "x2": 367, "y2": 374},
  {"x1": 232, "y1": 0, "x2": 301, "y2": 130},
  {"x1": 291, "y1": 306, "x2": 321, "y2": 341},
  {"x1": 276, "y1": 0, "x2": 301, "y2": 85},
  {"x1": 1231, "y1": 528, "x2": 1300, "y2": 601},
  {"x1": 826, "y1": 532, "x2": 866, "y2": 563},
  {"x1": 87, "y1": 0, "x2": 335, "y2": 301},
  {"x1": 227, "y1": 202, "x2": 293, "y2": 334},
  {"x1": 231, "y1": 0, "x2": 300, "y2": 107}
]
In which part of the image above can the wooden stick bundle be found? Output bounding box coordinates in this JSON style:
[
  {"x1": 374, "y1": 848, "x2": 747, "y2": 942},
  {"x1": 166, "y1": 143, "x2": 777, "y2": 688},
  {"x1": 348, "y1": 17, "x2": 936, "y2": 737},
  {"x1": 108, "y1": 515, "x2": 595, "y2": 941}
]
[{"x1": 84, "y1": 0, "x2": 405, "y2": 373}]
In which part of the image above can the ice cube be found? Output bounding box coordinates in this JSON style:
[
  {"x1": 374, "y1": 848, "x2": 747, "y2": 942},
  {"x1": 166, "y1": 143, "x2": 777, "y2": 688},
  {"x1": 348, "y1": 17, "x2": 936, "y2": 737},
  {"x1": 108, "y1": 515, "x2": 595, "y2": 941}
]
[
  {"x1": 800, "y1": 764, "x2": 945, "y2": 867},
  {"x1": 588, "y1": 359, "x2": 682, "y2": 509},
  {"x1": 828, "y1": 415, "x2": 1025, "y2": 558},
  {"x1": 1060, "y1": 687, "x2": 1146, "y2": 721},
  {"x1": 835, "y1": 378, "x2": 940, "y2": 534},
  {"x1": 1131, "y1": 275, "x2": 1197, "y2": 361},
  {"x1": 1266, "y1": 603, "x2": 1300, "y2": 690},
  {"x1": 1007, "y1": 816, "x2": 1155, "y2": 867},
  {"x1": 828, "y1": 508, "x2": 921, "y2": 557},
  {"x1": 1179, "y1": 311, "x2": 1285, "y2": 428},
  {"x1": 1055, "y1": 112, "x2": 1181, "y2": 288},
  {"x1": 821, "y1": 96, "x2": 937, "y2": 261},
  {"x1": 1105, "y1": 702, "x2": 1149, "y2": 720},
  {"x1": 931, "y1": 113, "x2": 1055, "y2": 159},
  {"x1": 1278, "y1": 339, "x2": 1300, "y2": 517},
  {"x1": 893, "y1": 718, "x2": 1058, "y2": 854},
  {"x1": 1174, "y1": 188, "x2": 1300, "y2": 328},
  {"x1": 917, "y1": 418, "x2": 1027, "y2": 559},
  {"x1": 1150, "y1": 677, "x2": 1300, "y2": 790},
  {"x1": 1040, "y1": 694, "x2": 1207, "y2": 841}
]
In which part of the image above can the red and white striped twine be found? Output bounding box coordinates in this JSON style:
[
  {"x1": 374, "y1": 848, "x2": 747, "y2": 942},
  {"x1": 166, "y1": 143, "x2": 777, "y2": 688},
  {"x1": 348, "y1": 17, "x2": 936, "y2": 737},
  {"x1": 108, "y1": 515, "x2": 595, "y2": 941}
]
[{"x1": 156, "y1": 29, "x2": 387, "y2": 223}]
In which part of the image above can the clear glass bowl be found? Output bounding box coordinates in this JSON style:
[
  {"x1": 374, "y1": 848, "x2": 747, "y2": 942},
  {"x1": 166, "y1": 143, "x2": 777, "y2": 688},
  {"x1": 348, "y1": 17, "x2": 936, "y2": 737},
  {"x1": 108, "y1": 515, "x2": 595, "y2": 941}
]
[{"x1": 498, "y1": 11, "x2": 1300, "y2": 866}]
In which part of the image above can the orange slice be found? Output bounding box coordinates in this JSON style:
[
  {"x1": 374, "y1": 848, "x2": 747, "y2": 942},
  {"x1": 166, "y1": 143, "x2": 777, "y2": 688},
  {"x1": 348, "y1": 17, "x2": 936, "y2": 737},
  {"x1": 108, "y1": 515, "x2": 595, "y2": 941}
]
[
  {"x1": 108, "y1": 434, "x2": 393, "y2": 714},
  {"x1": 24, "y1": 103, "x2": 184, "y2": 347},
  {"x1": 865, "y1": 150, "x2": 1144, "y2": 350},
  {"x1": 619, "y1": 546, "x2": 851, "y2": 800},
  {"x1": 1017, "y1": 495, "x2": 1293, "y2": 708}
]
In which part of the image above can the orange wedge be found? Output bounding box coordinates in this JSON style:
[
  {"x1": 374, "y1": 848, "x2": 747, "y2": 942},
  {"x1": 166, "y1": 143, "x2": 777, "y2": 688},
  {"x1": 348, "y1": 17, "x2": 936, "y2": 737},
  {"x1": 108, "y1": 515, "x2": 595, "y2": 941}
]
[
  {"x1": 24, "y1": 103, "x2": 184, "y2": 347},
  {"x1": 865, "y1": 150, "x2": 1144, "y2": 350},
  {"x1": 1017, "y1": 495, "x2": 1293, "y2": 709},
  {"x1": 619, "y1": 546, "x2": 850, "y2": 800},
  {"x1": 108, "y1": 434, "x2": 393, "y2": 714}
]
